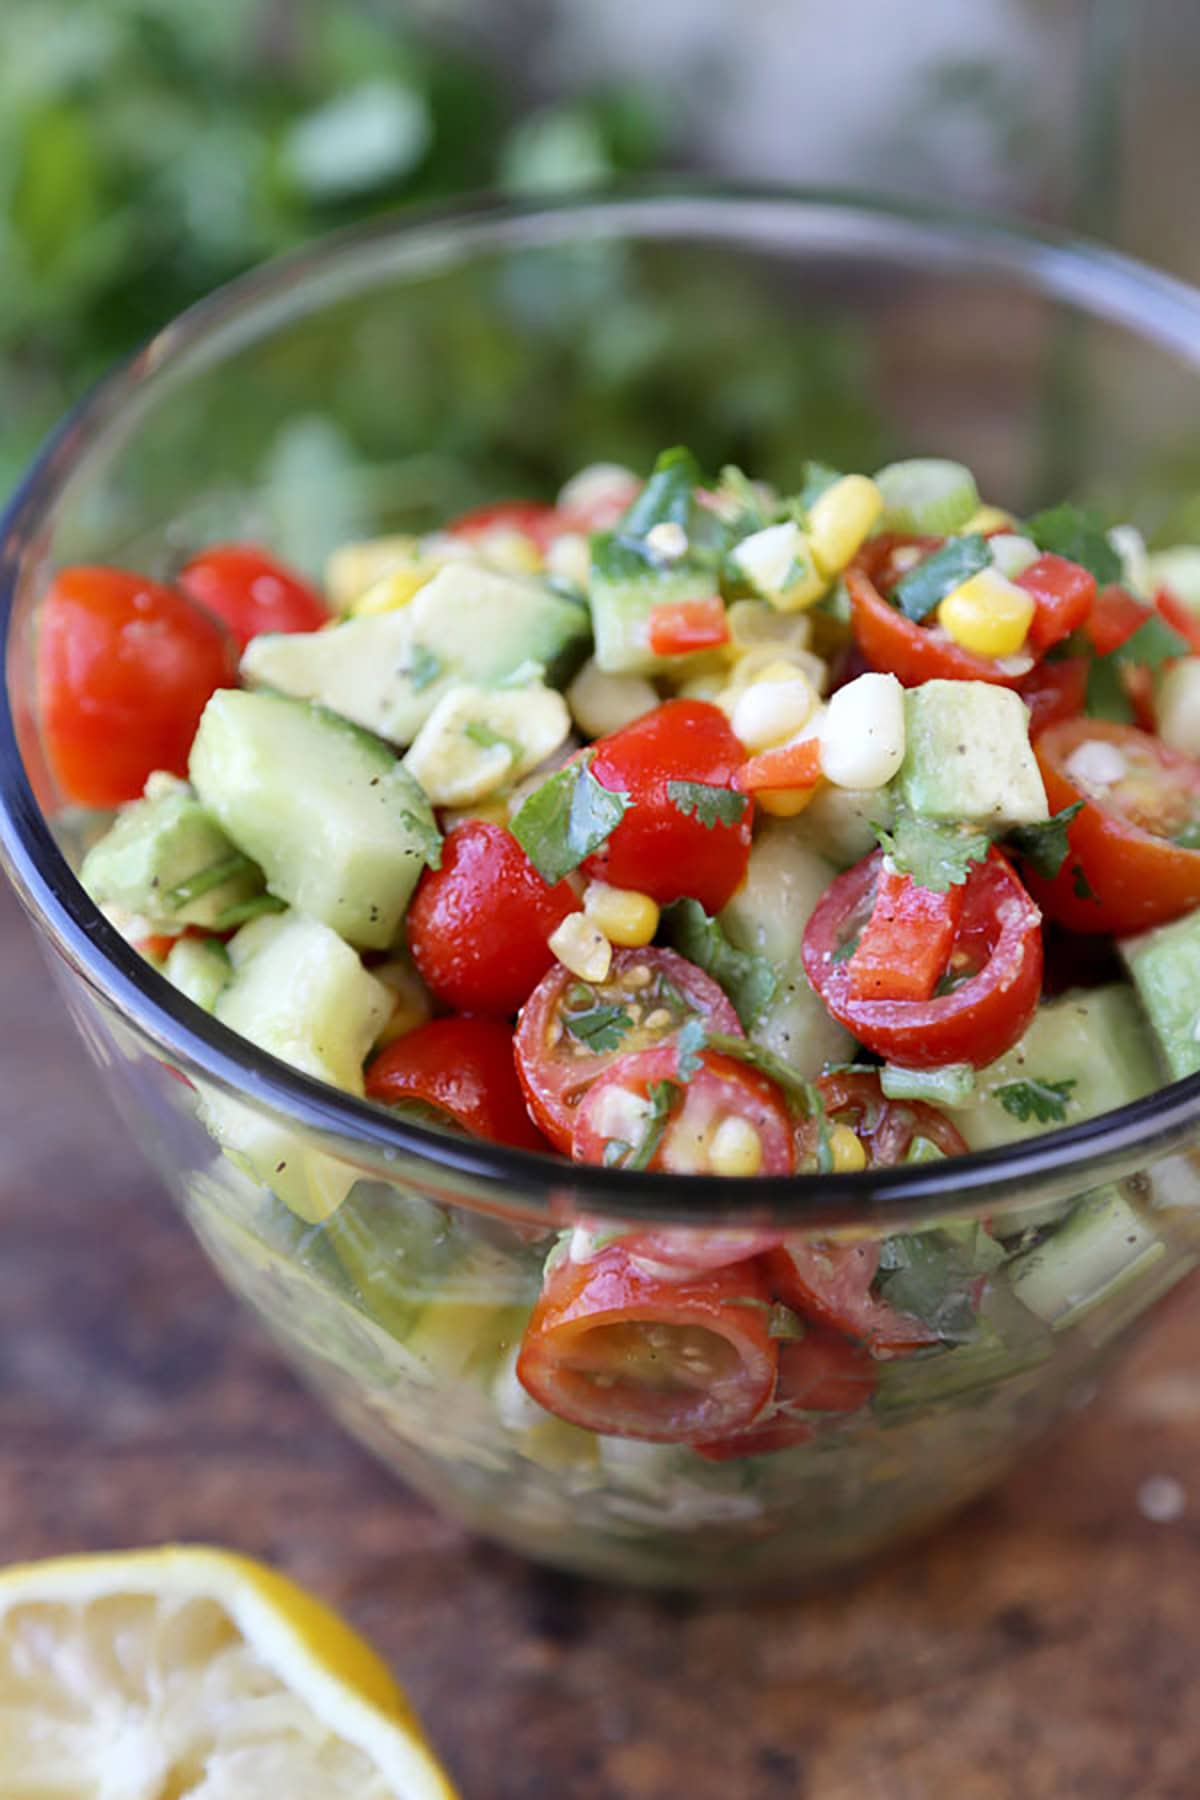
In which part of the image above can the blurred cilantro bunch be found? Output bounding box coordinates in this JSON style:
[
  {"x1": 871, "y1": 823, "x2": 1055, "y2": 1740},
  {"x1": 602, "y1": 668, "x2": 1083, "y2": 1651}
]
[{"x1": 0, "y1": 0, "x2": 666, "y2": 494}]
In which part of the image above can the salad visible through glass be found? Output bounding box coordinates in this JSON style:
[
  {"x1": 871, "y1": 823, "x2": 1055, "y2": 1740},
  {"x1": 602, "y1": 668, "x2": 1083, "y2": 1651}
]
[{"x1": 45, "y1": 449, "x2": 1200, "y2": 1465}]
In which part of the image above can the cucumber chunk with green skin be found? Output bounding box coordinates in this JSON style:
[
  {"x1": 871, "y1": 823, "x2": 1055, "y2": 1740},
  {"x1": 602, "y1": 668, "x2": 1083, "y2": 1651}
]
[
  {"x1": 953, "y1": 985, "x2": 1161, "y2": 1152},
  {"x1": 897, "y1": 680, "x2": 1049, "y2": 827},
  {"x1": 241, "y1": 562, "x2": 590, "y2": 746},
  {"x1": 164, "y1": 936, "x2": 231, "y2": 1012},
  {"x1": 589, "y1": 538, "x2": 717, "y2": 675},
  {"x1": 793, "y1": 782, "x2": 896, "y2": 871},
  {"x1": 1122, "y1": 908, "x2": 1200, "y2": 1080},
  {"x1": 1007, "y1": 1185, "x2": 1165, "y2": 1331},
  {"x1": 718, "y1": 820, "x2": 854, "y2": 1075},
  {"x1": 189, "y1": 690, "x2": 439, "y2": 950},
  {"x1": 80, "y1": 774, "x2": 264, "y2": 930}
]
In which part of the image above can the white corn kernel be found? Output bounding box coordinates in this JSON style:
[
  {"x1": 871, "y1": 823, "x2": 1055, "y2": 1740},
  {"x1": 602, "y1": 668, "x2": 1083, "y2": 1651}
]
[
  {"x1": 549, "y1": 913, "x2": 612, "y2": 983},
  {"x1": 566, "y1": 658, "x2": 659, "y2": 739},
  {"x1": 709, "y1": 1115, "x2": 764, "y2": 1177},
  {"x1": 558, "y1": 461, "x2": 639, "y2": 516},
  {"x1": 1157, "y1": 659, "x2": 1200, "y2": 757},
  {"x1": 645, "y1": 520, "x2": 689, "y2": 562},
  {"x1": 545, "y1": 529, "x2": 591, "y2": 590},
  {"x1": 731, "y1": 672, "x2": 819, "y2": 752},
  {"x1": 987, "y1": 532, "x2": 1041, "y2": 579},
  {"x1": 819, "y1": 672, "x2": 906, "y2": 790},
  {"x1": 584, "y1": 881, "x2": 660, "y2": 948},
  {"x1": 1108, "y1": 523, "x2": 1151, "y2": 598},
  {"x1": 1064, "y1": 738, "x2": 1129, "y2": 790},
  {"x1": 808, "y1": 475, "x2": 884, "y2": 576}
]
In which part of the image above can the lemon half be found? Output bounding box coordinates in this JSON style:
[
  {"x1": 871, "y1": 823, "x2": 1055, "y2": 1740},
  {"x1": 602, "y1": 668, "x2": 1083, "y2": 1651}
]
[{"x1": 0, "y1": 1546, "x2": 457, "y2": 1799}]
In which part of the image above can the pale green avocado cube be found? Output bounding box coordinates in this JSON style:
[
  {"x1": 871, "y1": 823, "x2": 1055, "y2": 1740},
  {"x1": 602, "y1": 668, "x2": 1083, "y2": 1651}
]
[
  {"x1": 81, "y1": 774, "x2": 263, "y2": 931},
  {"x1": 1122, "y1": 908, "x2": 1200, "y2": 1080},
  {"x1": 897, "y1": 680, "x2": 1048, "y2": 827}
]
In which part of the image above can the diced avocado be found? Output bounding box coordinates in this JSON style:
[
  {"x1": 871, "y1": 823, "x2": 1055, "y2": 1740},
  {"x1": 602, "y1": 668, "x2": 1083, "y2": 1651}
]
[
  {"x1": 80, "y1": 773, "x2": 264, "y2": 931},
  {"x1": 718, "y1": 820, "x2": 855, "y2": 1074},
  {"x1": 201, "y1": 910, "x2": 391, "y2": 1221},
  {"x1": 164, "y1": 936, "x2": 231, "y2": 1012},
  {"x1": 589, "y1": 535, "x2": 716, "y2": 676},
  {"x1": 954, "y1": 985, "x2": 1160, "y2": 1152},
  {"x1": 897, "y1": 680, "x2": 1049, "y2": 827},
  {"x1": 1122, "y1": 908, "x2": 1200, "y2": 1080},
  {"x1": 1008, "y1": 1185, "x2": 1165, "y2": 1332},
  {"x1": 241, "y1": 562, "x2": 590, "y2": 746},
  {"x1": 189, "y1": 690, "x2": 439, "y2": 951},
  {"x1": 794, "y1": 782, "x2": 895, "y2": 870},
  {"x1": 403, "y1": 681, "x2": 570, "y2": 807}
]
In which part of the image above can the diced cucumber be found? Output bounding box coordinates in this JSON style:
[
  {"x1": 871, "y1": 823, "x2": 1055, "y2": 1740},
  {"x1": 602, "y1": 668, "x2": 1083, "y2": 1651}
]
[
  {"x1": 311, "y1": 1185, "x2": 459, "y2": 1342},
  {"x1": 718, "y1": 820, "x2": 854, "y2": 1074},
  {"x1": 874, "y1": 458, "x2": 979, "y2": 534},
  {"x1": 80, "y1": 773, "x2": 264, "y2": 931},
  {"x1": 241, "y1": 562, "x2": 590, "y2": 746},
  {"x1": 589, "y1": 537, "x2": 715, "y2": 676},
  {"x1": 793, "y1": 782, "x2": 895, "y2": 870},
  {"x1": 954, "y1": 985, "x2": 1161, "y2": 1152},
  {"x1": 881, "y1": 1063, "x2": 976, "y2": 1107},
  {"x1": 897, "y1": 680, "x2": 1048, "y2": 827},
  {"x1": 1122, "y1": 908, "x2": 1200, "y2": 1080},
  {"x1": 164, "y1": 936, "x2": 231, "y2": 1012},
  {"x1": 189, "y1": 690, "x2": 439, "y2": 950},
  {"x1": 1008, "y1": 1185, "x2": 1165, "y2": 1331},
  {"x1": 873, "y1": 1300, "x2": 1053, "y2": 1414}
]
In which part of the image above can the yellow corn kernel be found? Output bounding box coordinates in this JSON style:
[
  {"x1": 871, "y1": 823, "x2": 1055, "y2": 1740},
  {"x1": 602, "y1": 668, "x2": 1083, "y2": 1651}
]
[
  {"x1": 829, "y1": 1123, "x2": 868, "y2": 1173},
  {"x1": 351, "y1": 565, "x2": 435, "y2": 617},
  {"x1": 325, "y1": 536, "x2": 422, "y2": 611},
  {"x1": 937, "y1": 568, "x2": 1035, "y2": 658},
  {"x1": 960, "y1": 502, "x2": 1015, "y2": 534},
  {"x1": 709, "y1": 1115, "x2": 764, "y2": 1177},
  {"x1": 472, "y1": 526, "x2": 544, "y2": 576},
  {"x1": 549, "y1": 912, "x2": 612, "y2": 983},
  {"x1": 754, "y1": 783, "x2": 821, "y2": 818},
  {"x1": 808, "y1": 474, "x2": 885, "y2": 577},
  {"x1": 583, "y1": 881, "x2": 660, "y2": 948}
]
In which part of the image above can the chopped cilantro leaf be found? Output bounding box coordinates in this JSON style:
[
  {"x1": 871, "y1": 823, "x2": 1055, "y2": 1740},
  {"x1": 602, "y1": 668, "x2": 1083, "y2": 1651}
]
[
  {"x1": 891, "y1": 534, "x2": 991, "y2": 623},
  {"x1": 1113, "y1": 613, "x2": 1191, "y2": 670},
  {"x1": 666, "y1": 780, "x2": 749, "y2": 831},
  {"x1": 662, "y1": 899, "x2": 777, "y2": 1029},
  {"x1": 1174, "y1": 820, "x2": 1200, "y2": 851},
  {"x1": 622, "y1": 1078, "x2": 681, "y2": 1171},
  {"x1": 563, "y1": 1002, "x2": 633, "y2": 1054},
  {"x1": 875, "y1": 1226, "x2": 1000, "y2": 1343},
  {"x1": 768, "y1": 1302, "x2": 807, "y2": 1341},
  {"x1": 873, "y1": 810, "x2": 991, "y2": 893},
  {"x1": 1072, "y1": 861, "x2": 1098, "y2": 902},
  {"x1": 793, "y1": 460, "x2": 843, "y2": 514},
  {"x1": 1084, "y1": 653, "x2": 1134, "y2": 723},
  {"x1": 211, "y1": 893, "x2": 287, "y2": 930},
  {"x1": 511, "y1": 757, "x2": 631, "y2": 885},
  {"x1": 1003, "y1": 801, "x2": 1084, "y2": 880},
  {"x1": 618, "y1": 446, "x2": 703, "y2": 538},
  {"x1": 464, "y1": 720, "x2": 520, "y2": 758},
  {"x1": 674, "y1": 1015, "x2": 708, "y2": 1082},
  {"x1": 165, "y1": 852, "x2": 257, "y2": 911},
  {"x1": 704, "y1": 1030, "x2": 824, "y2": 1125},
  {"x1": 994, "y1": 1077, "x2": 1077, "y2": 1124},
  {"x1": 407, "y1": 643, "x2": 442, "y2": 693},
  {"x1": 1024, "y1": 503, "x2": 1121, "y2": 584}
]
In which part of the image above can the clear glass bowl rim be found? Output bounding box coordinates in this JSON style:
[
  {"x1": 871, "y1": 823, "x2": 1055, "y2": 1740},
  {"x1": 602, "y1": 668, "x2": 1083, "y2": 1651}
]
[{"x1": 4, "y1": 179, "x2": 1200, "y2": 1231}]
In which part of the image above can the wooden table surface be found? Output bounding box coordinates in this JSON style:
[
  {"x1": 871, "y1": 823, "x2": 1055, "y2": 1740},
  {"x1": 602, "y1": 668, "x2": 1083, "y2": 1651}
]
[{"x1": 3, "y1": 872, "x2": 1199, "y2": 1800}]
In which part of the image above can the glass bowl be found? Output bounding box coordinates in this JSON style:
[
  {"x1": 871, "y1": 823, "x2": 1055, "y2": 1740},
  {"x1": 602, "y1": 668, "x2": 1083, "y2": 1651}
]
[{"x1": 4, "y1": 187, "x2": 1200, "y2": 1590}]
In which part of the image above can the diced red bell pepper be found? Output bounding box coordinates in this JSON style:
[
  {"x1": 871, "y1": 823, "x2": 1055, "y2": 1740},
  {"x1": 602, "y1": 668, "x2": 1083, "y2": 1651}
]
[
  {"x1": 647, "y1": 596, "x2": 730, "y2": 656},
  {"x1": 734, "y1": 736, "x2": 823, "y2": 795},
  {"x1": 1015, "y1": 553, "x2": 1096, "y2": 654},
  {"x1": 847, "y1": 867, "x2": 966, "y2": 1003}
]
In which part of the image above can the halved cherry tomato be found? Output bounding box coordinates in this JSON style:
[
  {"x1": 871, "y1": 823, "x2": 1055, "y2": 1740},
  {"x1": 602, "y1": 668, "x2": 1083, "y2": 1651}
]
[
  {"x1": 444, "y1": 500, "x2": 567, "y2": 552},
  {"x1": 764, "y1": 1239, "x2": 936, "y2": 1359},
  {"x1": 365, "y1": 1016, "x2": 549, "y2": 1151},
  {"x1": 846, "y1": 563, "x2": 1025, "y2": 689},
  {"x1": 846, "y1": 867, "x2": 965, "y2": 1002},
  {"x1": 571, "y1": 1044, "x2": 794, "y2": 1175},
  {"x1": 406, "y1": 821, "x2": 580, "y2": 1016},
  {"x1": 1028, "y1": 717, "x2": 1200, "y2": 933},
  {"x1": 177, "y1": 543, "x2": 328, "y2": 651},
  {"x1": 802, "y1": 850, "x2": 1043, "y2": 1069},
  {"x1": 1017, "y1": 656, "x2": 1088, "y2": 735},
  {"x1": 647, "y1": 596, "x2": 729, "y2": 656},
  {"x1": 515, "y1": 1243, "x2": 778, "y2": 1443},
  {"x1": 37, "y1": 564, "x2": 237, "y2": 807},
  {"x1": 582, "y1": 700, "x2": 753, "y2": 912},
  {"x1": 1082, "y1": 584, "x2": 1148, "y2": 656},
  {"x1": 618, "y1": 1227, "x2": 779, "y2": 1274},
  {"x1": 694, "y1": 1330, "x2": 876, "y2": 1461},
  {"x1": 734, "y1": 736, "x2": 823, "y2": 795},
  {"x1": 1155, "y1": 586, "x2": 1200, "y2": 655},
  {"x1": 1015, "y1": 553, "x2": 1095, "y2": 653},
  {"x1": 515, "y1": 948, "x2": 742, "y2": 1152},
  {"x1": 803, "y1": 1070, "x2": 970, "y2": 1170}
]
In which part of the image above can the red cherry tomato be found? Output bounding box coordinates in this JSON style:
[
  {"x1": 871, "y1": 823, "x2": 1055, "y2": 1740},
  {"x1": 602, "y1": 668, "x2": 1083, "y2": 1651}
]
[
  {"x1": 1027, "y1": 718, "x2": 1200, "y2": 933},
  {"x1": 693, "y1": 1330, "x2": 876, "y2": 1461},
  {"x1": 177, "y1": 543, "x2": 328, "y2": 651},
  {"x1": 571, "y1": 1044, "x2": 795, "y2": 1174},
  {"x1": 515, "y1": 1243, "x2": 778, "y2": 1443},
  {"x1": 514, "y1": 946, "x2": 742, "y2": 1151},
  {"x1": 406, "y1": 821, "x2": 580, "y2": 1016},
  {"x1": 444, "y1": 500, "x2": 567, "y2": 552},
  {"x1": 846, "y1": 866, "x2": 965, "y2": 1003},
  {"x1": 1015, "y1": 553, "x2": 1095, "y2": 653},
  {"x1": 1083, "y1": 584, "x2": 1149, "y2": 656},
  {"x1": 647, "y1": 596, "x2": 729, "y2": 656},
  {"x1": 802, "y1": 850, "x2": 1043, "y2": 1069},
  {"x1": 1016, "y1": 657, "x2": 1089, "y2": 735},
  {"x1": 764, "y1": 1241, "x2": 935, "y2": 1359},
  {"x1": 581, "y1": 700, "x2": 754, "y2": 912},
  {"x1": 1154, "y1": 586, "x2": 1200, "y2": 655},
  {"x1": 846, "y1": 562, "x2": 1026, "y2": 689},
  {"x1": 365, "y1": 1016, "x2": 549, "y2": 1151},
  {"x1": 617, "y1": 1227, "x2": 780, "y2": 1274},
  {"x1": 37, "y1": 564, "x2": 236, "y2": 807}
]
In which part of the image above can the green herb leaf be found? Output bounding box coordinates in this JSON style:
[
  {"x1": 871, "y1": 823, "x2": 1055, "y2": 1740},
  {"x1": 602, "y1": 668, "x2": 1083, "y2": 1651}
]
[
  {"x1": 164, "y1": 852, "x2": 258, "y2": 911},
  {"x1": 1072, "y1": 862, "x2": 1098, "y2": 902},
  {"x1": 1003, "y1": 801, "x2": 1084, "y2": 880},
  {"x1": 463, "y1": 719, "x2": 520, "y2": 759},
  {"x1": 875, "y1": 1226, "x2": 1002, "y2": 1344},
  {"x1": 704, "y1": 1030, "x2": 823, "y2": 1123},
  {"x1": 794, "y1": 460, "x2": 844, "y2": 514},
  {"x1": 211, "y1": 893, "x2": 288, "y2": 930},
  {"x1": 1113, "y1": 613, "x2": 1191, "y2": 670},
  {"x1": 399, "y1": 808, "x2": 443, "y2": 872},
  {"x1": 994, "y1": 1077, "x2": 1077, "y2": 1124},
  {"x1": 618, "y1": 445, "x2": 703, "y2": 538},
  {"x1": 662, "y1": 898, "x2": 777, "y2": 1029},
  {"x1": 891, "y1": 534, "x2": 991, "y2": 623},
  {"x1": 767, "y1": 1302, "x2": 807, "y2": 1341},
  {"x1": 407, "y1": 643, "x2": 442, "y2": 693},
  {"x1": 511, "y1": 757, "x2": 631, "y2": 885},
  {"x1": 564, "y1": 1001, "x2": 633, "y2": 1054},
  {"x1": 1084, "y1": 653, "x2": 1134, "y2": 724},
  {"x1": 873, "y1": 810, "x2": 991, "y2": 893},
  {"x1": 623, "y1": 1078, "x2": 681, "y2": 1171},
  {"x1": 674, "y1": 1014, "x2": 708, "y2": 1082},
  {"x1": 666, "y1": 780, "x2": 749, "y2": 831},
  {"x1": 1024, "y1": 503, "x2": 1121, "y2": 584}
]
